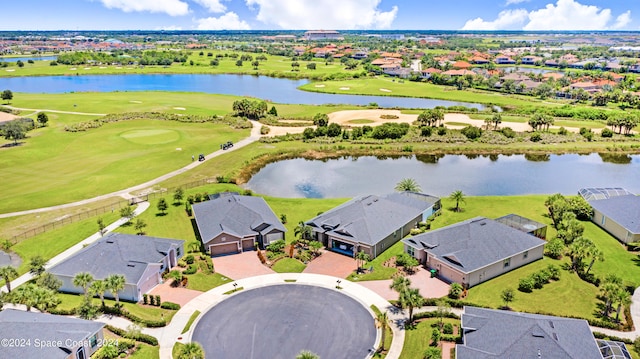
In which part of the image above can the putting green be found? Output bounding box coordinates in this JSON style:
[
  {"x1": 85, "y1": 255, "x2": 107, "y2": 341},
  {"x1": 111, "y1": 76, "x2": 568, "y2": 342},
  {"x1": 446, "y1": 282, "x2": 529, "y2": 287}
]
[{"x1": 120, "y1": 129, "x2": 180, "y2": 144}]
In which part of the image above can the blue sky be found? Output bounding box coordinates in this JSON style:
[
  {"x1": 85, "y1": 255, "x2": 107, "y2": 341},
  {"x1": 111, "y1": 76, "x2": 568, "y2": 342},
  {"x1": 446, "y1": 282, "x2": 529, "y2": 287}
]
[{"x1": 0, "y1": 0, "x2": 638, "y2": 31}]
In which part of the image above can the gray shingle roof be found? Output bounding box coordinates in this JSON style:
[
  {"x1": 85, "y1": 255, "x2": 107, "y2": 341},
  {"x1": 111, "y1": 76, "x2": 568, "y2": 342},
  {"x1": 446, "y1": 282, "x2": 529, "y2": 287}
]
[
  {"x1": 588, "y1": 195, "x2": 640, "y2": 234},
  {"x1": 48, "y1": 233, "x2": 182, "y2": 284},
  {"x1": 192, "y1": 195, "x2": 286, "y2": 242},
  {"x1": 306, "y1": 192, "x2": 439, "y2": 246},
  {"x1": 403, "y1": 217, "x2": 545, "y2": 274},
  {"x1": 0, "y1": 309, "x2": 104, "y2": 359},
  {"x1": 458, "y1": 307, "x2": 602, "y2": 359}
]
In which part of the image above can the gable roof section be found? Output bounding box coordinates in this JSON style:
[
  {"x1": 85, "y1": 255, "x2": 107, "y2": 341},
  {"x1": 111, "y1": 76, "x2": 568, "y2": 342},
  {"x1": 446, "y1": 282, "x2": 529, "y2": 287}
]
[
  {"x1": 587, "y1": 194, "x2": 640, "y2": 234},
  {"x1": 193, "y1": 195, "x2": 286, "y2": 242},
  {"x1": 457, "y1": 307, "x2": 602, "y2": 359},
  {"x1": 0, "y1": 309, "x2": 104, "y2": 359},
  {"x1": 306, "y1": 192, "x2": 439, "y2": 246},
  {"x1": 48, "y1": 233, "x2": 182, "y2": 284},
  {"x1": 403, "y1": 217, "x2": 545, "y2": 274}
]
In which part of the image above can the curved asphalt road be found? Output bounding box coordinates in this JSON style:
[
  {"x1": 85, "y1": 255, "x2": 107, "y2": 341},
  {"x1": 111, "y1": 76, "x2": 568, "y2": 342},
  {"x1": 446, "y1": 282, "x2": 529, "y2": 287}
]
[{"x1": 192, "y1": 284, "x2": 376, "y2": 359}]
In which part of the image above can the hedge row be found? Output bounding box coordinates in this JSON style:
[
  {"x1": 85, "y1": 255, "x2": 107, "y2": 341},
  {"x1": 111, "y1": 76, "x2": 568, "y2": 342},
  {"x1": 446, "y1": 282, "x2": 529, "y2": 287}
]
[{"x1": 104, "y1": 324, "x2": 159, "y2": 346}]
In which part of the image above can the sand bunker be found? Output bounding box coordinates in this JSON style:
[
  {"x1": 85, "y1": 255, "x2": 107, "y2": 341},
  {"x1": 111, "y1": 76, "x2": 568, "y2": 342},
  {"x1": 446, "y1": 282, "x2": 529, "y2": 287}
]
[
  {"x1": 70, "y1": 67, "x2": 77, "y2": 70},
  {"x1": 339, "y1": 87, "x2": 350, "y2": 90},
  {"x1": 379, "y1": 88, "x2": 392, "y2": 92},
  {"x1": 0, "y1": 111, "x2": 18, "y2": 123},
  {"x1": 130, "y1": 100, "x2": 142, "y2": 104},
  {"x1": 314, "y1": 84, "x2": 326, "y2": 88},
  {"x1": 173, "y1": 107, "x2": 186, "y2": 110},
  {"x1": 5, "y1": 69, "x2": 14, "y2": 72}
]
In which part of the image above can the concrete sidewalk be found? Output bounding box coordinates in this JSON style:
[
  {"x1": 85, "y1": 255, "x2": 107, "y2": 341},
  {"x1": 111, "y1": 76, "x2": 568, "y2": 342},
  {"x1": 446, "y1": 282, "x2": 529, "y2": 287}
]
[{"x1": 0, "y1": 202, "x2": 150, "y2": 294}]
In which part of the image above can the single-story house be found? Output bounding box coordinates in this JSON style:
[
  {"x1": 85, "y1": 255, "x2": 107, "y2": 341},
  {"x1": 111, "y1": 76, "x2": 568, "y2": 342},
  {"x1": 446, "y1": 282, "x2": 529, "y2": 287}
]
[
  {"x1": 403, "y1": 217, "x2": 546, "y2": 287},
  {"x1": 579, "y1": 187, "x2": 640, "y2": 244},
  {"x1": 0, "y1": 309, "x2": 105, "y2": 359},
  {"x1": 306, "y1": 192, "x2": 441, "y2": 259},
  {"x1": 192, "y1": 193, "x2": 286, "y2": 256},
  {"x1": 48, "y1": 233, "x2": 184, "y2": 302},
  {"x1": 457, "y1": 306, "x2": 605, "y2": 359}
]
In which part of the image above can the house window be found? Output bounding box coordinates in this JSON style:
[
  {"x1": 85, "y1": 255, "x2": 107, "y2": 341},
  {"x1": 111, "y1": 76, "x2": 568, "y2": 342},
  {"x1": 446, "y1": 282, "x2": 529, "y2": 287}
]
[
  {"x1": 601, "y1": 216, "x2": 606, "y2": 226},
  {"x1": 176, "y1": 247, "x2": 181, "y2": 256},
  {"x1": 89, "y1": 335, "x2": 98, "y2": 348},
  {"x1": 407, "y1": 246, "x2": 415, "y2": 257},
  {"x1": 523, "y1": 251, "x2": 529, "y2": 259},
  {"x1": 503, "y1": 258, "x2": 511, "y2": 268}
]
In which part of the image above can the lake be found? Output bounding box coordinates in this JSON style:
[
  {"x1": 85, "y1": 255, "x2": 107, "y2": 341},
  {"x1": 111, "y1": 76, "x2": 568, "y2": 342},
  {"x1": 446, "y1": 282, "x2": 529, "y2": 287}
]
[
  {"x1": 0, "y1": 56, "x2": 57, "y2": 62},
  {"x1": 245, "y1": 153, "x2": 640, "y2": 198},
  {"x1": 0, "y1": 74, "x2": 492, "y2": 109}
]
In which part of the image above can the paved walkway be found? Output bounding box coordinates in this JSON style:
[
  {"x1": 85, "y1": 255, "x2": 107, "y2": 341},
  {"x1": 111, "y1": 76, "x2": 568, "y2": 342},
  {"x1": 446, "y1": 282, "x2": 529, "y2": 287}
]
[
  {"x1": 0, "y1": 121, "x2": 263, "y2": 218},
  {"x1": 212, "y1": 251, "x2": 274, "y2": 280},
  {"x1": 158, "y1": 273, "x2": 406, "y2": 359},
  {"x1": 0, "y1": 202, "x2": 150, "y2": 294},
  {"x1": 303, "y1": 250, "x2": 357, "y2": 278}
]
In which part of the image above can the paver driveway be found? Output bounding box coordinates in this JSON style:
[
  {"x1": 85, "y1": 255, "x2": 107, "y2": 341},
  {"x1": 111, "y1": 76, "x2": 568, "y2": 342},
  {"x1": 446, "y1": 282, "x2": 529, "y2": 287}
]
[
  {"x1": 148, "y1": 281, "x2": 202, "y2": 307},
  {"x1": 211, "y1": 251, "x2": 274, "y2": 280},
  {"x1": 303, "y1": 250, "x2": 357, "y2": 278},
  {"x1": 357, "y1": 267, "x2": 450, "y2": 301}
]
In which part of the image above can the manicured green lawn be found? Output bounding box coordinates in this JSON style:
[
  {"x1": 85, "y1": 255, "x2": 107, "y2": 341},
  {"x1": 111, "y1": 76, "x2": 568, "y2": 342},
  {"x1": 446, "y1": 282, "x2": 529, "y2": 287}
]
[
  {"x1": 181, "y1": 310, "x2": 201, "y2": 334},
  {"x1": 55, "y1": 293, "x2": 176, "y2": 324},
  {"x1": 271, "y1": 258, "x2": 306, "y2": 273},
  {"x1": 129, "y1": 344, "x2": 159, "y2": 359},
  {"x1": 401, "y1": 318, "x2": 459, "y2": 359},
  {"x1": 299, "y1": 77, "x2": 551, "y2": 108},
  {"x1": 186, "y1": 272, "x2": 232, "y2": 292},
  {"x1": 0, "y1": 118, "x2": 248, "y2": 213},
  {"x1": 584, "y1": 221, "x2": 640, "y2": 287},
  {"x1": 371, "y1": 305, "x2": 393, "y2": 358},
  {"x1": 348, "y1": 241, "x2": 402, "y2": 281},
  {"x1": 11, "y1": 210, "x2": 121, "y2": 275}
]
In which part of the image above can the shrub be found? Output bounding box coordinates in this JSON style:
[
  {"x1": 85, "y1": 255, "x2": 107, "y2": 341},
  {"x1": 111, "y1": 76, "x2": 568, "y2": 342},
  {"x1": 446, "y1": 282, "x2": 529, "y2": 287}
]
[
  {"x1": 545, "y1": 238, "x2": 565, "y2": 259},
  {"x1": 420, "y1": 126, "x2": 432, "y2": 137},
  {"x1": 443, "y1": 323, "x2": 454, "y2": 335},
  {"x1": 148, "y1": 295, "x2": 155, "y2": 306},
  {"x1": 184, "y1": 255, "x2": 195, "y2": 264},
  {"x1": 601, "y1": 128, "x2": 614, "y2": 138},
  {"x1": 266, "y1": 240, "x2": 285, "y2": 253},
  {"x1": 530, "y1": 132, "x2": 542, "y2": 142},
  {"x1": 461, "y1": 125, "x2": 482, "y2": 140},
  {"x1": 183, "y1": 264, "x2": 197, "y2": 275},
  {"x1": 448, "y1": 283, "x2": 464, "y2": 300},
  {"x1": 104, "y1": 324, "x2": 158, "y2": 345},
  {"x1": 185, "y1": 202, "x2": 192, "y2": 216},
  {"x1": 531, "y1": 271, "x2": 550, "y2": 289},
  {"x1": 371, "y1": 123, "x2": 410, "y2": 139},
  {"x1": 155, "y1": 295, "x2": 161, "y2": 307},
  {"x1": 160, "y1": 301, "x2": 181, "y2": 310},
  {"x1": 557, "y1": 127, "x2": 568, "y2": 135},
  {"x1": 518, "y1": 277, "x2": 535, "y2": 292},
  {"x1": 547, "y1": 264, "x2": 561, "y2": 281},
  {"x1": 437, "y1": 127, "x2": 447, "y2": 136},
  {"x1": 142, "y1": 294, "x2": 148, "y2": 305},
  {"x1": 501, "y1": 127, "x2": 516, "y2": 138}
]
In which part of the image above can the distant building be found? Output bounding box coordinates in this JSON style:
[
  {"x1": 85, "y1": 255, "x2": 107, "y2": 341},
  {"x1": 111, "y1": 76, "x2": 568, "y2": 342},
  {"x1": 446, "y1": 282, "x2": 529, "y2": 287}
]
[{"x1": 304, "y1": 30, "x2": 341, "y2": 41}]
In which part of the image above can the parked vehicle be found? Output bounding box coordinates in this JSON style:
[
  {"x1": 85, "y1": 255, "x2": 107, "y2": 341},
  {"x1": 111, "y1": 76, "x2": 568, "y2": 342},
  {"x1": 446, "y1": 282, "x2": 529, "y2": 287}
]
[
  {"x1": 198, "y1": 154, "x2": 205, "y2": 161},
  {"x1": 220, "y1": 141, "x2": 234, "y2": 150}
]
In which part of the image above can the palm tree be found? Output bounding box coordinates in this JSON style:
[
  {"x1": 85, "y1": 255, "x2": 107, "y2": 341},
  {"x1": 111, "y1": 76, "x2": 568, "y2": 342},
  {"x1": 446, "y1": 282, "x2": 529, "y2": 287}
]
[
  {"x1": 177, "y1": 342, "x2": 205, "y2": 359},
  {"x1": 31, "y1": 286, "x2": 60, "y2": 313},
  {"x1": 449, "y1": 190, "x2": 466, "y2": 212},
  {"x1": 73, "y1": 272, "x2": 94, "y2": 298},
  {"x1": 296, "y1": 350, "x2": 320, "y2": 359},
  {"x1": 28, "y1": 256, "x2": 47, "y2": 278},
  {"x1": 584, "y1": 246, "x2": 604, "y2": 275},
  {"x1": 90, "y1": 279, "x2": 107, "y2": 307},
  {"x1": 400, "y1": 287, "x2": 424, "y2": 323},
  {"x1": 169, "y1": 270, "x2": 183, "y2": 287},
  {"x1": 614, "y1": 289, "x2": 632, "y2": 322},
  {"x1": 12, "y1": 283, "x2": 37, "y2": 311},
  {"x1": 376, "y1": 311, "x2": 389, "y2": 352},
  {"x1": 355, "y1": 250, "x2": 370, "y2": 270},
  {"x1": 395, "y1": 178, "x2": 421, "y2": 192},
  {"x1": 600, "y1": 274, "x2": 623, "y2": 316},
  {"x1": 0, "y1": 265, "x2": 18, "y2": 292},
  {"x1": 390, "y1": 275, "x2": 411, "y2": 293},
  {"x1": 105, "y1": 274, "x2": 126, "y2": 306},
  {"x1": 294, "y1": 221, "x2": 313, "y2": 246}
]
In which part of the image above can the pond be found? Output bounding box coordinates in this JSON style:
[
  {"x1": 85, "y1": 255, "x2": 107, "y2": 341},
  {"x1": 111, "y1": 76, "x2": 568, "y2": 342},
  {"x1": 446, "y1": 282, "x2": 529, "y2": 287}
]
[
  {"x1": 245, "y1": 153, "x2": 640, "y2": 198},
  {"x1": 0, "y1": 74, "x2": 492, "y2": 109},
  {"x1": 0, "y1": 56, "x2": 57, "y2": 62}
]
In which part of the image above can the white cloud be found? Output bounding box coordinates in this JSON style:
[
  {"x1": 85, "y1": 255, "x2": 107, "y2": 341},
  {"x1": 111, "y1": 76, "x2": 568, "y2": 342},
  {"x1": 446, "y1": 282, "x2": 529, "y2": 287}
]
[
  {"x1": 462, "y1": 9, "x2": 528, "y2": 30},
  {"x1": 192, "y1": 0, "x2": 226, "y2": 13},
  {"x1": 524, "y1": 0, "x2": 613, "y2": 30},
  {"x1": 245, "y1": 0, "x2": 398, "y2": 29},
  {"x1": 462, "y1": 0, "x2": 633, "y2": 31},
  {"x1": 98, "y1": 0, "x2": 189, "y2": 16},
  {"x1": 505, "y1": 0, "x2": 529, "y2": 5},
  {"x1": 612, "y1": 11, "x2": 632, "y2": 30},
  {"x1": 196, "y1": 12, "x2": 251, "y2": 30}
]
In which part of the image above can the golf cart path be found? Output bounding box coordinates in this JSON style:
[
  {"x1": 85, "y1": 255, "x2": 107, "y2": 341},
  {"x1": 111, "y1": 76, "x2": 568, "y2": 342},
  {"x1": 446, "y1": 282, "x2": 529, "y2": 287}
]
[
  {"x1": 2, "y1": 105, "x2": 107, "y2": 116},
  {"x1": 0, "y1": 121, "x2": 263, "y2": 218}
]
